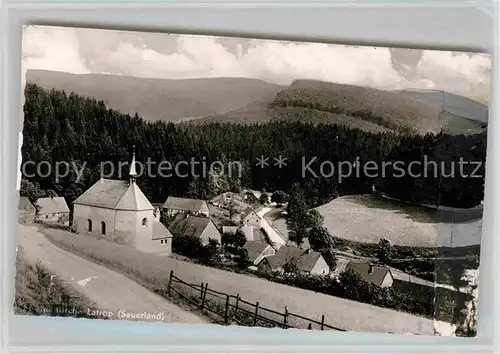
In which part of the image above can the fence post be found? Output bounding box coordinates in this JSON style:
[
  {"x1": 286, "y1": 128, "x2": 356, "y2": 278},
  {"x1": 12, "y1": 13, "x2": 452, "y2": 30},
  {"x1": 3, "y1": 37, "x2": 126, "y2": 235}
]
[
  {"x1": 253, "y1": 302, "x2": 259, "y2": 326},
  {"x1": 224, "y1": 295, "x2": 230, "y2": 324},
  {"x1": 283, "y1": 306, "x2": 288, "y2": 329},
  {"x1": 167, "y1": 270, "x2": 174, "y2": 296},
  {"x1": 200, "y1": 282, "x2": 204, "y2": 300},
  {"x1": 235, "y1": 294, "x2": 240, "y2": 313},
  {"x1": 321, "y1": 315, "x2": 325, "y2": 330},
  {"x1": 200, "y1": 283, "x2": 208, "y2": 310}
]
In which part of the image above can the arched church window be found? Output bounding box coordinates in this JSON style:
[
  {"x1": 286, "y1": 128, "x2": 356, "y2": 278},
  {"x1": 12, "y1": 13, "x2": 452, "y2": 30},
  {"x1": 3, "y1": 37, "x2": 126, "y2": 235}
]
[
  {"x1": 87, "y1": 219, "x2": 92, "y2": 232},
  {"x1": 142, "y1": 218, "x2": 148, "y2": 227},
  {"x1": 101, "y1": 221, "x2": 106, "y2": 235}
]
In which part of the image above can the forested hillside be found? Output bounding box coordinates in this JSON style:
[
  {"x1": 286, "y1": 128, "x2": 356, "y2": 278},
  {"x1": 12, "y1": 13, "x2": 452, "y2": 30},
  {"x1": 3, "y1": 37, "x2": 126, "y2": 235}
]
[
  {"x1": 200, "y1": 80, "x2": 443, "y2": 135},
  {"x1": 21, "y1": 84, "x2": 486, "y2": 209}
]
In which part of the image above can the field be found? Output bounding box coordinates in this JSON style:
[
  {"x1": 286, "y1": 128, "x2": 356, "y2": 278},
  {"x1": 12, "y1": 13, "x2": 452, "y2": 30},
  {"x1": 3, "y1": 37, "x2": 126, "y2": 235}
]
[
  {"x1": 315, "y1": 195, "x2": 438, "y2": 247},
  {"x1": 41, "y1": 227, "x2": 434, "y2": 334}
]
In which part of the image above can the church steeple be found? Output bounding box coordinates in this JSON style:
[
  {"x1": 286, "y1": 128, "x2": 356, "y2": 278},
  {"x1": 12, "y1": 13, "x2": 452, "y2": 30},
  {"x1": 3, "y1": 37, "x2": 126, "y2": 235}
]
[{"x1": 129, "y1": 145, "x2": 138, "y2": 183}]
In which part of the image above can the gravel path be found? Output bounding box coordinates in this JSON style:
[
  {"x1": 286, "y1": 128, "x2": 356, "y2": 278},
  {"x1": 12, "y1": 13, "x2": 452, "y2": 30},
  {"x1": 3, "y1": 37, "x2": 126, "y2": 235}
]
[{"x1": 17, "y1": 224, "x2": 206, "y2": 324}]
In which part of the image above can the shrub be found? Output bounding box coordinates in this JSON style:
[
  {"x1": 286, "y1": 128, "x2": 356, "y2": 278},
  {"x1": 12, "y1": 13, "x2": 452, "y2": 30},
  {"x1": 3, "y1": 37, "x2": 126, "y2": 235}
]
[
  {"x1": 271, "y1": 190, "x2": 289, "y2": 204},
  {"x1": 221, "y1": 230, "x2": 246, "y2": 255},
  {"x1": 377, "y1": 238, "x2": 393, "y2": 263}
]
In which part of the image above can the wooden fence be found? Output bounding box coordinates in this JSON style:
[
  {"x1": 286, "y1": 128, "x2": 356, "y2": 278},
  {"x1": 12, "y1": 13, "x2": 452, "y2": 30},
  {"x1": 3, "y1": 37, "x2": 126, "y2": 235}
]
[{"x1": 167, "y1": 270, "x2": 346, "y2": 331}]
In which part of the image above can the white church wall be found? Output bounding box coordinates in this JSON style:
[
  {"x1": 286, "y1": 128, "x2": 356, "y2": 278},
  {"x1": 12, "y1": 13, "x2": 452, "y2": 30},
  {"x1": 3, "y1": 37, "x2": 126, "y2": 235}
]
[{"x1": 73, "y1": 204, "x2": 117, "y2": 241}]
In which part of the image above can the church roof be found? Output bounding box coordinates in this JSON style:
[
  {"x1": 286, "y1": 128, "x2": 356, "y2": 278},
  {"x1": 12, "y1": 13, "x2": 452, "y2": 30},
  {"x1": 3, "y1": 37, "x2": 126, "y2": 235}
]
[
  {"x1": 36, "y1": 197, "x2": 70, "y2": 214},
  {"x1": 73, "y1": 178, "x2": 154, "y2": 211}
]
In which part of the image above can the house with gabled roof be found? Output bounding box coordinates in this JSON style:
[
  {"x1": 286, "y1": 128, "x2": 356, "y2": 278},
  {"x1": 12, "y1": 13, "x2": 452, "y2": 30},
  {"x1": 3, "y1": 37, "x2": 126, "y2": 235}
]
[
  {"x1": 163, "y1": 196, "x2": 210, "y2": 217},
  {"x1": 168, "y1": 214, "x2": 221, "y2": 246},
  {"x1": 35, "y1": 196, "x2": 70, "y2": 226},
  {"x1": 241, "y1": 207, "x2": 263, "y2": 228},
  {"x1": 18, "y1": 196, "x2": 36, "y2": 224},
  {"x1": 345, "y1": 261, "x2": 394, "y2": 288},
  {"x1": 258, "y1": 246, "x2": 330, "y2": 275},
  {"x1": 72, "y1": 148, "x2": 172, "y2": 255},
  {"x1": 243, "y1": 241, "x2": 276, "y2": 266}
]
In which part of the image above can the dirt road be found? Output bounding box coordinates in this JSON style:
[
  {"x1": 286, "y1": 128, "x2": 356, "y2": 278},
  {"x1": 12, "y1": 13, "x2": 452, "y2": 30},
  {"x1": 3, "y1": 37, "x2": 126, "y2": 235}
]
[
  {"x1": 257, "y1": 207, "x2": 287, "y2": 248},
  {"x1": 17, "y1": 224, "x2": 206, "y2": 324}
]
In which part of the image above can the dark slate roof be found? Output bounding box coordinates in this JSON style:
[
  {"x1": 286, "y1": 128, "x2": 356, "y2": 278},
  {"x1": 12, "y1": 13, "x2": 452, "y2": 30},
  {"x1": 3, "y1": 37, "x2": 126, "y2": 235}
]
[
  {"x1": 345, "y1": 261, "x2": 392, "y2": 287},
  {"x1": 36, "y1": 197, "x2": 70, "y2": 214},
  {"x1": 264, "y1": 246, "x2": 323, "y2": 273},
  {"x1": 19, "y1": 197, "x2": 36, "y2": 211},
  {"x1": 152, "y1": 221, "x2": 173, "y2": 240},
  {"x1": 243, "y1": 241, "x2": 271, "y2": 262},
  {"x1": 168, "y1": 214, "x2": 211, "y2": 238},
  {"x1": 163, "y1": 197, "x2": 209, "y2": 213},
  {"x1": 73, "y1": 178, "x2": 153, "y2": 211}
]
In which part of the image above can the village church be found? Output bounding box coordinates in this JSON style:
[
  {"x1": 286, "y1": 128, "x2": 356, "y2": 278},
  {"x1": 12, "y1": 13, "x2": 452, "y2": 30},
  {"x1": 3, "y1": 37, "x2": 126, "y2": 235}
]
[{"x1": 72, "y1": 149, "x2": 172, "y2": 255}]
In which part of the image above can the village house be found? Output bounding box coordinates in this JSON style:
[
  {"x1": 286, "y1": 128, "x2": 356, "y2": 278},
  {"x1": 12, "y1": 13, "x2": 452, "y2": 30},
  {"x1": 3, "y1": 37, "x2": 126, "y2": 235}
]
[
  {"x1": 258, "y1": 246, "x2": 330, "y2": 275},
  {"x1": 241, "y1": 190, "x2": 260, "y2": 205},
  {"x1": 35, "y1": 196, "x2": 70, "y2": 226},
  {"x1": 345, "y1": 261, "x2": 394, "y2": 288},
  {"x1": 163, "y1": 196, "x2": 210, "y2": 217},
  {"x1": 168, "y1": 214, "x2": 222, "y2": 246},
  {"x1": 222, "y1": 225, "x2": 267, "y2": 243},
  {"x1": 18, "y1": 196, "x2": 36, "y2": 224},
  {"x1": 241, "y1": 207, "x2": 263, "y2": 228},
  {"x1": 243, "y1": 241, "x2": 276, "y2": 266},
  {"x1": 72, "y1": 149, "x2": 172, "y2": 255}
]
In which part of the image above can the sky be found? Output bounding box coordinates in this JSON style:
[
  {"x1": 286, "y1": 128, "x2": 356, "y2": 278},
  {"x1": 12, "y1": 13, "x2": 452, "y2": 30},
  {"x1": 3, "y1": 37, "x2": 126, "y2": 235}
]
[{"x1": 22, "y1": 25, "x2": 491, "y2": 104}]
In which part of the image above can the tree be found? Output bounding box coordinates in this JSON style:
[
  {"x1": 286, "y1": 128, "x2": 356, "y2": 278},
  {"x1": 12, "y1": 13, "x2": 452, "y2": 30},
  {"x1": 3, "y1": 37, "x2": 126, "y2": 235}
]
[
  {"x1": 377, "y1": 238, "x2": 393, "y2": 263},
  {"x1": 283, "y1": 259, "x2": 300, "y2": 274},
  {"x1": 321, "y1": 248, "x2": 338, "y2": 270},
  {"x1": 198, "y1": 238, "x2": 221, "y2": 266},
  {"x1": 160, "y1": 213, "x2": 175, "y2": 228},
  {"x1": 308, "y1": 226, "x2": 333, "y2": 250},
  {"x1": 305, "y1": 209, "x2": 324, "y2": 229},
  {"x1": 259, "y1": 193, "x2": 270, "y2": 205},
  {"x1": 286, "y1": 184, "x2": 309, "y2": 246},
  {"x1": 171, "y1": 234, "x2": 203, "y2": 259},
  {"x1": 235, "y1": 248, "x2": 250, "y2": 268},
  {"x1": 226, "y1": 200, "x2": 238, "y2": 220},
  {"x1": 271, "y1": 190, "x2": 289, "y2": 204},
  {"x1": 308, "y1": 226, "x2": 337, "y2": 269},
  {"x1": 338, "y1": 269, "x2": 370, "y2": 301},
  {"x1": 221, "y1": 230, "x2": 247, "y2": 255}
]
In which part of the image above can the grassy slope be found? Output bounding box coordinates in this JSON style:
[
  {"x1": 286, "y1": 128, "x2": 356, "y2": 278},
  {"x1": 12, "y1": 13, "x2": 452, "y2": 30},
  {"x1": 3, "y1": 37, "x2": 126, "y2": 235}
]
[
  {"x1": 14, "y1": 249, "x2": 96, "y2": 318},
  {"x1": 200, "y1": 80, "x2": 442, "y2": 135},
  {"x1": 41, "y1": 228, "x2": 434, "y2": 334},
  {"x1": 315, "y1": 195, "x2": 439, "y2": 247},
  {"x1": 26, "y1": 70, "x2": 284, "y2": 122},
  {"x1": 396, "y1": 89, "x2": 488, "y2": 135}
]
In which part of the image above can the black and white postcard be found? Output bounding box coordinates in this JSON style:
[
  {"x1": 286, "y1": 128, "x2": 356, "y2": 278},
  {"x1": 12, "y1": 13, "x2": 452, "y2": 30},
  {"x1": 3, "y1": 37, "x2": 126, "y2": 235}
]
[{"x1": 15, "y1": 25, "x2": 488, "y2": 337}]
